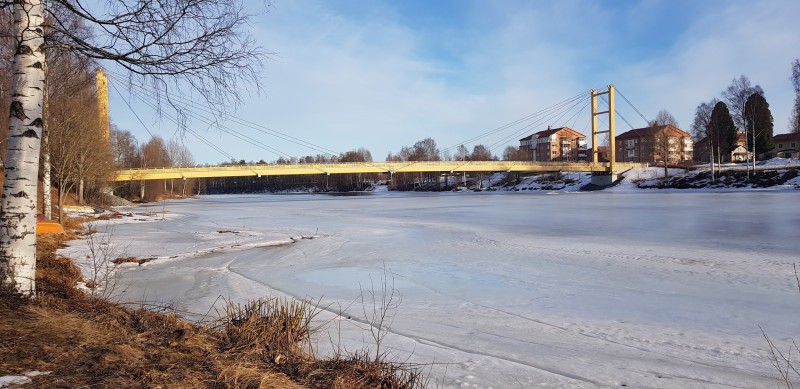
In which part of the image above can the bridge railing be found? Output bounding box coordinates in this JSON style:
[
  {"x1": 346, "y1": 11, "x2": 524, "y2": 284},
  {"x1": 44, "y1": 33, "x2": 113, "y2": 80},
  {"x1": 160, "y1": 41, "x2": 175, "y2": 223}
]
[{"x1": 112, "y1": 161, "x2": 649, "y2": 181}]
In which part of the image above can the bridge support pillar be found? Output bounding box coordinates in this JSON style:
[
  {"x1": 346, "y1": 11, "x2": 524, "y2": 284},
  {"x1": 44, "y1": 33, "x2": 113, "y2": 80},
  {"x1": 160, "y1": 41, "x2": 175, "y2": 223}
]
[{"x1": 590, "y1": 172, "x2": 617, "y2": 186}]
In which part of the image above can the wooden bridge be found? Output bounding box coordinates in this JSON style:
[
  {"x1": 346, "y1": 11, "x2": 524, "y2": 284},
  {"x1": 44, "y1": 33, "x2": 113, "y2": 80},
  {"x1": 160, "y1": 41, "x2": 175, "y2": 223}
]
[{"x1": 111, "y1": 161, "x2": 648, "y2": 181}]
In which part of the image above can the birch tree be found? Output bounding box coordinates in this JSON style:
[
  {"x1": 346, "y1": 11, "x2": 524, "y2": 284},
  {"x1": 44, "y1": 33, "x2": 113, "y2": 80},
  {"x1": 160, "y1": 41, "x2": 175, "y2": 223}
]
[
  {"x1": 691, "y1": 99, "x2": 718, "y2": 178},
  {"x1": 722, "y1": 75, "x2": 763, "y2": 132},
  {"x1": 648, "y1": 109, "x2": 680, "y2": 128},
  {"x1": 0, "y1": 0, "x2": 47, "y2": 297},
  {"x1": 649, "y1": 110, "x2": 679, "y2": 178},
  {"x1": 1, "y1": 0, "x2": 263, "y2": 297},
  {"x1": 48, "y1": 84, "x2": 105, "y2": 220},
  {"x1": 744, "y1": 93, "x2": 774, "y2": 160},
  {"x1": 791, "y1": 59, "x2": 800, "y2": 133}
]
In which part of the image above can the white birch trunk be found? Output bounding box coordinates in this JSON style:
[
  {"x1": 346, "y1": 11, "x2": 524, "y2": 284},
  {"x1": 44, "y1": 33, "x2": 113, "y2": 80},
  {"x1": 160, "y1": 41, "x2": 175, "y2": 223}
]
[
  {"x1": 709, "y1": 141, "x2": 715, "y2": 181},
  {"x1": 42, "y1": 105, "x2": 52, "y2": 220},
  {"x1": 1, "y1": 0, "x2": 46, "y2": 297}
]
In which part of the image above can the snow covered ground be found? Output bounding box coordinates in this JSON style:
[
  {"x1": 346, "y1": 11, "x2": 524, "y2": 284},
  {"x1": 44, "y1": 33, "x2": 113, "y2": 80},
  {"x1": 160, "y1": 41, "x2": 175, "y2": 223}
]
[{"x1": 59, "y1": 188, "x2": 800, "y2": 388}]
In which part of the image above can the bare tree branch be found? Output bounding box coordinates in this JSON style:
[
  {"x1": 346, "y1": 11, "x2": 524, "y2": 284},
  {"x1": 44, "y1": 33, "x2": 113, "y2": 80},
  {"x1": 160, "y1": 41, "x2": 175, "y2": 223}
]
[{"x1": 45, "y1": 0, "x2": 266, "y2": 109}]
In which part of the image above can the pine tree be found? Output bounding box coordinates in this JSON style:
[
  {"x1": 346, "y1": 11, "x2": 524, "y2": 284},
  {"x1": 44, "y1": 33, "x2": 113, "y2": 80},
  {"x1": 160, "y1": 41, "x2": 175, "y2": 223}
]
[
  {"x1": 744, "y1": 93, "x2": 774, "y2": 157},
  {"x1": 708, "y1": 102, "x2": 737, "y2": 162}
]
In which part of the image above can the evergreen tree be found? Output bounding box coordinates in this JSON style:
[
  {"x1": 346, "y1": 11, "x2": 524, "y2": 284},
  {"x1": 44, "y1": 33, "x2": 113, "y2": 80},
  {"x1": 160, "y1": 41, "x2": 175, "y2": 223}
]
[
  {"x1": 744, "y1": 93, "x2": 774, "y2": 157},
  {"x1": 708, "y1": 102, "x2": 737, "y2": 162}
]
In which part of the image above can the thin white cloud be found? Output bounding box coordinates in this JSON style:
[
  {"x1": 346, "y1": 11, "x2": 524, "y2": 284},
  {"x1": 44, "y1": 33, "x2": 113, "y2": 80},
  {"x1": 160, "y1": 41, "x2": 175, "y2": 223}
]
[
  {"x1": 108, "y1": 0, "x2": 800, "y2": 163},
  {"x1": 612, "y1": 0, "x2": 800, "y2": 132}
]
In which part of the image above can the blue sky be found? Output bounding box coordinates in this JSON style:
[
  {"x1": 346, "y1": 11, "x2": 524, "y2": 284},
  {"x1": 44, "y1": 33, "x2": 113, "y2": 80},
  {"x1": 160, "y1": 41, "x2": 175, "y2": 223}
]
[{"x1": 106, "y1": 0, "x2": 800, "y2": 164}]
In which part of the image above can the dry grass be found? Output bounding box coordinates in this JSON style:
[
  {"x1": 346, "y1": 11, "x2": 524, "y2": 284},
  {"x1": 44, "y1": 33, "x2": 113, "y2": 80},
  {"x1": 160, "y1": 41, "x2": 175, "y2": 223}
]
[
  {"x1": 112, "y1": 256, "x2": 150, "y2": 265},
  {"x1": 0, "y1": 216, "x2": 426, "y2": 388},
  {"x1": 217, "y1": 298, "x2": 426, "y2": 389}
]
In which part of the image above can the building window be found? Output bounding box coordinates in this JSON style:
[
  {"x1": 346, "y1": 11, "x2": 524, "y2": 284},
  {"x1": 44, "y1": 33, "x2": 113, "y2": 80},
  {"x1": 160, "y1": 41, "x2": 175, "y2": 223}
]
[
  {"x1": 626, "y1": 139, "x2": 635, "y2": 148},
  {"x1": 779, "y1": 143, "x2": 783, "y2": 148},
  {"x1": 552, "y1": 151, "x2": 557, "y2": 155}
]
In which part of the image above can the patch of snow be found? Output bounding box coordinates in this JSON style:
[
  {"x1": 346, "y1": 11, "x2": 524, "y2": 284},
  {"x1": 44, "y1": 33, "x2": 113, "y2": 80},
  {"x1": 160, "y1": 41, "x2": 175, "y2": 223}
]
[
  {"x1": 0, "y1": 376, "x2": 29, "y2": 387},
  {"x1": 0, "y1": 371, "x2": 50, "y2": 388},
  {"x1": 760, "y1": 157, "x2": 800, "y2": 167}
]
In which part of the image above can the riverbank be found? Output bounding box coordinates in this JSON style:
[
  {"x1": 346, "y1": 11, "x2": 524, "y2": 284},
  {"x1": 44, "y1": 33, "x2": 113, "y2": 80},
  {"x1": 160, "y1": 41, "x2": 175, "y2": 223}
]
[
  {"x1": 466, "y1": 160, "x2": 800, "y2": 192},
  {"x1": 0, "y1": 213, "x2": 424, "y2": 388}
]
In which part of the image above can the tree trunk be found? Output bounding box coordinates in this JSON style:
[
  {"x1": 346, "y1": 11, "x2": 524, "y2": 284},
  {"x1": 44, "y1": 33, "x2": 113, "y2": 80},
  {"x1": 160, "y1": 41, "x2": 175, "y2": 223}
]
[
  {"x1": 42, "y1": 65, "x2": 52, "y2": 221},
  {"x1": 751, "y1": 126, "x2": 757, "y2": 176},
  {"x1": 709, "y1": 141, "x2": 716, "y2": 181},
  {"x1": 78, "y1": 178, "x2": 85, "y2": 205},
  {"x1": 42, "y1": 128, "x2": 52, "y2": 220},
  {"x1": 0, "y1": 0, "x2": 46, "y2": 297},
  {"x1": 58, "y1": 186, "x2": 65, "y2": 225}
]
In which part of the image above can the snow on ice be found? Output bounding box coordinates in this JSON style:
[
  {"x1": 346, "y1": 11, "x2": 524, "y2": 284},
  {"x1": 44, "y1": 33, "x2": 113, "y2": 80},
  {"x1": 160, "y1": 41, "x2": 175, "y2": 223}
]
[{"x1": 59, "y1": 167, "x2": 800, "y2": 388}]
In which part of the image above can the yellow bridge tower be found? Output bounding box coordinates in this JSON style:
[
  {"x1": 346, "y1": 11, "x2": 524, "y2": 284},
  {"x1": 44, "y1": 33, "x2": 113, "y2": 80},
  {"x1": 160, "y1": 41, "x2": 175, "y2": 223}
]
[
  {"x1": 96, "y1": 67, "x2": 110, "y2": 141},
  {"x1": 590, "y1": 84, "x2": 617, "y2": 186}
]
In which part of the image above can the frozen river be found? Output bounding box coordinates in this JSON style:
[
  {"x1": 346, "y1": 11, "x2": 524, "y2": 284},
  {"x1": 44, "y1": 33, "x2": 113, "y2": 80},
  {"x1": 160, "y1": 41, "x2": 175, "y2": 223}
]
[{"x1": 63, "y1": 190, "x2": 800, "y2": 388}]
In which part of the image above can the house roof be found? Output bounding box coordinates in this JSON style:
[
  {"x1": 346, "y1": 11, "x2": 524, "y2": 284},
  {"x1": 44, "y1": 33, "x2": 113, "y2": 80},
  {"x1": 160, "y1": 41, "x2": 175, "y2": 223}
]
[
  {"x1": 616, "y1": 125, "x2": 690, "y2": 140},
  {"x1": 774, "y1": 133, "x2": 800, "y2": 142},
  {"x1": 736, "y1": 132, "x2": 747, "y2": 145},
  {"x1": 540, "y1": 127, "x2": 586, "y2": 138},
  {"x1": 696, "y1": 132, "x2": 746, "y2": 147},
  {"x1": 520, "y1": 127, "x2": 586, "y2": 142}
]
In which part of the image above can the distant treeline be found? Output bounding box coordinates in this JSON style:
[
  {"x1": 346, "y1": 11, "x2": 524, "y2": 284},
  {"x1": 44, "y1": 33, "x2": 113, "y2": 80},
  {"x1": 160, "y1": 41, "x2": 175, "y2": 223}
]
[{"x1": 201, "y1": 173, "x2": 382, "y2": 194}]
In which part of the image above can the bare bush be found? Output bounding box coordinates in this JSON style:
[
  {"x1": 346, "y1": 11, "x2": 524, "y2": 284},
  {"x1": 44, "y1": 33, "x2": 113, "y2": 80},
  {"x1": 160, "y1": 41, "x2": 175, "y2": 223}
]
[
  {"x1": 360, "y1": 265, "x2": 403, "y2": 363},
  {"x1": 763, "y1": 263, "x2": 800, "y2": 388},
  {"x1": 82, "y1": 221, "x2": 128, "y2": 300}
]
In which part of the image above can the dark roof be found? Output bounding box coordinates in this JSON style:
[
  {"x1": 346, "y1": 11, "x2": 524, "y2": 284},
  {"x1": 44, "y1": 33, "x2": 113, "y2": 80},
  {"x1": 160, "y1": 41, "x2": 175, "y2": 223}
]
[
  {"x1": 520, "y1": 127, "x2": 586, "y2": 142},
  {"x1": 774, "y1": 133, "x2": 800, "y2": 142},
  {"x1": 535, "y1": 127, "x2": 568, "y2": 138},
  {"x1": 616, "y1": 125, "x2": 690, "y2": 140},
  {"x1": 519, "y1": 134, "x2": 535, "y2": 141}
]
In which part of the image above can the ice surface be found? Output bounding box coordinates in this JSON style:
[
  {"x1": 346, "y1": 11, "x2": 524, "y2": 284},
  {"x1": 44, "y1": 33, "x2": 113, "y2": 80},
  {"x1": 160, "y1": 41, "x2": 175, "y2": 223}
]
[{"x1": 60, "y1": 189, "x2": 800, "y2": 388}]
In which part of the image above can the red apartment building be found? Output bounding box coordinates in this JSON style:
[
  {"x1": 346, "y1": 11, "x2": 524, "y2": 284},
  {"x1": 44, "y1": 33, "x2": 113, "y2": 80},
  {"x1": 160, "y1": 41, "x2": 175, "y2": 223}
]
[
  {"x1": 615, "y1": 125, "x2": 693, "y2": 164},
  {"x1": 519, "y1": 127, "x2": 588, "y2": 162}
]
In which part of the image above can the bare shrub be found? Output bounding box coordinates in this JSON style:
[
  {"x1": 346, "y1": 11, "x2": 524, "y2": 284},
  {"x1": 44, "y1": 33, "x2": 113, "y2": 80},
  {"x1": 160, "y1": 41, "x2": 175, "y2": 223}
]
[
  {"x1": 763, "y1": 263, "x2": 800, "y2": 388},
  {"x1": 762, "y1": 326, "x2": 800, "y2": 389},
  {"x1": 82, "y1": 221, "x2": 128, "y2": 299},
  {"x1": 309, "y1": 265, "x2": 426, "y2": 389},
  {"x1": 360, "y1": 265, "x2": 403, "y2": 363}
]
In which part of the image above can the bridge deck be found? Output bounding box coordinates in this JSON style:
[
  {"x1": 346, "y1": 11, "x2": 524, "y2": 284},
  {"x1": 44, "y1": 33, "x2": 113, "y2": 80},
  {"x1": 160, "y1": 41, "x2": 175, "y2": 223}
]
[{"x1": 112, "y1": 161, "x2": 648, "y2": 181}]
